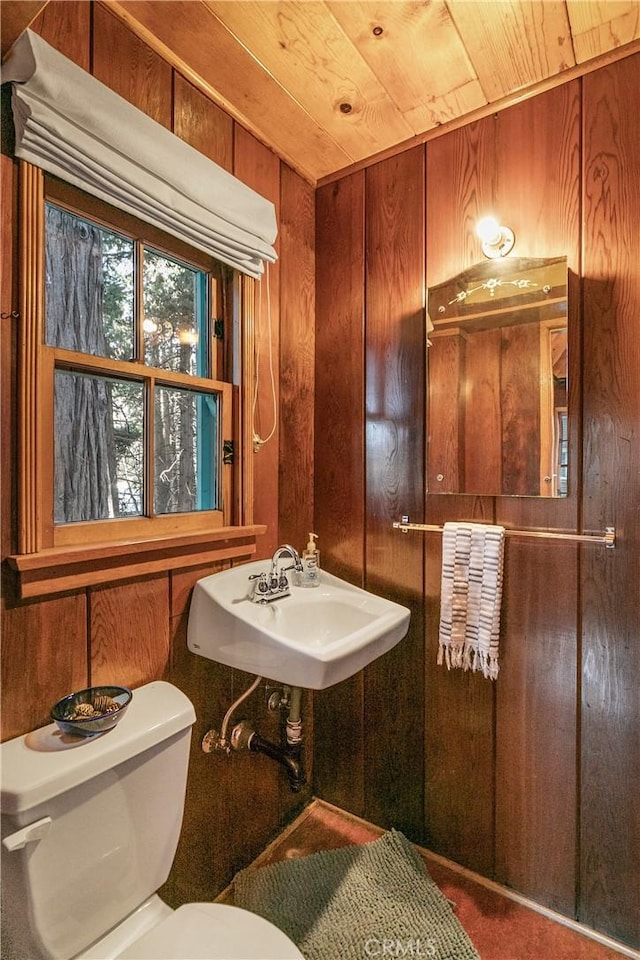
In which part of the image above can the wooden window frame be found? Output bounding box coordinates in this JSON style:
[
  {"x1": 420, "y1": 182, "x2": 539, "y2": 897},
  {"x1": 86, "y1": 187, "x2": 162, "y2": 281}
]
[{"x1": 9, "y1": 162, "x2": 263, "y2": 597}]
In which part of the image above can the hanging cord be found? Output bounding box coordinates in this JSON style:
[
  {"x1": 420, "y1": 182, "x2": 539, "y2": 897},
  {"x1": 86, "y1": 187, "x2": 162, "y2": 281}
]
[{"x1": 252, "y1": 263, "x2": 277, "y2": 452}]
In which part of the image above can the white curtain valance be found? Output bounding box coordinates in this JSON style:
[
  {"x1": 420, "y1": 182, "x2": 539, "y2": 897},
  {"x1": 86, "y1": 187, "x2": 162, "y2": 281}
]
[{"x1": 2, "y1": 30, "x2": 277, "y2": 279}]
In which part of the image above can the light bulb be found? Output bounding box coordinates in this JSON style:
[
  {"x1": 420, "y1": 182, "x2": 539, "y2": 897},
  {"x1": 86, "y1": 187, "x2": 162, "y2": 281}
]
[
  {"x1": 476, "y1": 216, "x2": 502, "y2": 244},
  {"x1": 476, "y1": 216, "x2": 515, "y2": 259}
]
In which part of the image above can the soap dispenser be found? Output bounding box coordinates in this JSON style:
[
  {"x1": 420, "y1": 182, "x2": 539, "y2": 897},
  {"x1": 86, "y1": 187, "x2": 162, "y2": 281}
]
[{"x1": 301, "y1": 533, "x2": 320, "y2": 587}]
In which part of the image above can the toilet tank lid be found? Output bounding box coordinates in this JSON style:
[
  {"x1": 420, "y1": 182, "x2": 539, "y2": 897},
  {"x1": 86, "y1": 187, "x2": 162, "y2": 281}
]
[{"x1": 0, "y1": 681, "x2": 196, "y2": 816}]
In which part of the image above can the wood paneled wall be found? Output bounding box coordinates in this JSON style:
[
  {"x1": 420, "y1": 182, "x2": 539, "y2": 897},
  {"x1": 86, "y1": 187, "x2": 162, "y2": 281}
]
[
  {"x1": 315, "y1": 56, "x2": 639, "y2": 948},
  {"x1": 2, "y1": 3, "x2": 637, "y2": 949},
  {"x1": 0, "y1": 0, "x2": 315, "y2": 902},
  {"x1": 362, "y1": 150, "x2": 426, "y2": 838},
  {"x1": 580, "y1": 54, "x2": 640, "y2": 941}
]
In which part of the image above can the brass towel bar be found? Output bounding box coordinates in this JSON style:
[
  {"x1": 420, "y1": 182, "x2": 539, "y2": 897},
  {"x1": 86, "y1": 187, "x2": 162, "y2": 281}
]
[{"x1": 393, "y1": 518, "x2": 616, "y2": 549}]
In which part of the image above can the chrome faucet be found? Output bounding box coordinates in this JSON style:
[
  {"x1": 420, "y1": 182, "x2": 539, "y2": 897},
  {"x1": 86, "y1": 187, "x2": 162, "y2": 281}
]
[
  {"x1": 248, "y1": 544, "x2": 303, "y2": 603},
  {"x1": 271, "y1": 544, "x2": 302, "y2": 575}
]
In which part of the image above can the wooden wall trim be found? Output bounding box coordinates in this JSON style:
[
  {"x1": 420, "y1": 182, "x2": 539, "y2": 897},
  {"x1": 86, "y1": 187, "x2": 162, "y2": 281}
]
[
  {"x1": 7, "y1": 524, "x2": 265, "y2": 598},
  {"x1": 240, "y1": 274, "x2": 255, "y2": 525},
  {"x1": 18, "y1": 161, "x2": 44, "y2": 555}
]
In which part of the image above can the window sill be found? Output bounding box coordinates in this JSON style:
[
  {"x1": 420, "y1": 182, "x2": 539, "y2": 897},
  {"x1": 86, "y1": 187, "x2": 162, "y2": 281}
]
[{"x1": 7, "y1": 525, "x2": 267, "y2": 599}]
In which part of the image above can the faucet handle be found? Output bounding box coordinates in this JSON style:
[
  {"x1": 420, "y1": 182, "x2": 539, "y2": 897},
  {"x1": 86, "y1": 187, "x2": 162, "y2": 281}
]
[
  {"x1": 248, "y1": 572, "x2": 270, "y2": 599},
  {"x1": 277, "y1": 571, "x2": 289, "y2": 590}
]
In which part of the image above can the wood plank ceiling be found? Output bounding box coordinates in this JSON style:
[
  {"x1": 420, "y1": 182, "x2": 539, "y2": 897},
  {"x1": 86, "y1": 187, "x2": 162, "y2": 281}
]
[{"x1": 4, "y1": 1, "x2": 640, "y2": 183}]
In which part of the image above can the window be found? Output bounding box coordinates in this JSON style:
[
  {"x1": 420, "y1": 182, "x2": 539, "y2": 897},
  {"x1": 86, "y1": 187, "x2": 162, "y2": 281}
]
[
  {"x1": 555, "y1": 409, "x2": 568, "y2": 497},
  {"x1": 20, "y1": 171, "x2": 238, "y2": 552}
]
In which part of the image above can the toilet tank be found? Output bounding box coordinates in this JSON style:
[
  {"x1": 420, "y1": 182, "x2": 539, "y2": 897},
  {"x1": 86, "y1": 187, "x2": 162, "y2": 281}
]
[{"x1": 1, "y1": 680, "x2": 196, "y2": 960}]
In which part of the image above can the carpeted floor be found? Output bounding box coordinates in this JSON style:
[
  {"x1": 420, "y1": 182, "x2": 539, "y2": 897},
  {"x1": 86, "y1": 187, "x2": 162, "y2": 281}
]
[
  {"x1": 220, "y1": 800, "x2": 633, "y2": 960},
  {"x1": 234, "y1": 829, "x2": 479, "y2": 960}
]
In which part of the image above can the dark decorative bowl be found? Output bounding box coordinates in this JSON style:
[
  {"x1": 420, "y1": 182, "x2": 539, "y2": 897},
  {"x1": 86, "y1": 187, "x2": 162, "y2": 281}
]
[{"x1": 51, "y1": 685, "x2": 132, "y2": 737}]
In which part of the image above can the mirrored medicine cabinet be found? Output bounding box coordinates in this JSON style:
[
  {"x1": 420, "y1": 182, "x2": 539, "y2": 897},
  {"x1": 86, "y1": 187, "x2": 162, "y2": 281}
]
[{"x1": 427, "y1": 256, "x2": 568, "y2": 498}]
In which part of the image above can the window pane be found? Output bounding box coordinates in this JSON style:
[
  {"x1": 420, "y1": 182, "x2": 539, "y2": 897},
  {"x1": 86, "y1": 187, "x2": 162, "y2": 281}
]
[
  {"x1": 143, "y1": 249, "x2": 207, "y2": 376},
  {"x1": 154, "y1": 386, "x2": 218, "y2": 514},
  {"x1": 557, "y1": 411, "x2": 568, "y2": 497},
  {"x1": 54, "y1": 371, "x2": 143, "y2": 522},
  {"x1": 45, "y1": 204, "x2": 134, "y2": 360}
]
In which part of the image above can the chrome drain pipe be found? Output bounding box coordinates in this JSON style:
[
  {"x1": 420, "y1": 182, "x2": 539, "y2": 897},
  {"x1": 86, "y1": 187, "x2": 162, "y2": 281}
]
[{"x1": 285, "y1": 686, "x2": 303, "y2": 745}]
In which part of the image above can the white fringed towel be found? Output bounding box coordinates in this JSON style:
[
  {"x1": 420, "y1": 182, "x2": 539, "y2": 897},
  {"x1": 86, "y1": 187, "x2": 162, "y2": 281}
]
[{"x1": 437, "y1": 522, "x2": 505, "y2": 680}]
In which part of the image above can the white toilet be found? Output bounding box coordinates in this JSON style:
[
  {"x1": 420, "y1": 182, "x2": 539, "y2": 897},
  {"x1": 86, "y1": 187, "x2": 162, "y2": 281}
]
[{"x1": 0, "y1": 680, "x2": 304, "y2": 960}]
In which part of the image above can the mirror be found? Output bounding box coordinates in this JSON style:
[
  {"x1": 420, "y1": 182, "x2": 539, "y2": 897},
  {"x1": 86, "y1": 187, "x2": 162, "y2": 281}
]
[{"x1": 427, "y1": 257, "x2": 567, "y2": 497}]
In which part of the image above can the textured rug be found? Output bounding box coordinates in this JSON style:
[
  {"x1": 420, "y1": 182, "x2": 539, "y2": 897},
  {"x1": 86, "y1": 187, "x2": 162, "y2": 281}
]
[{"x1": 234, "y1": 829, "x2": 480, "y2": 960}]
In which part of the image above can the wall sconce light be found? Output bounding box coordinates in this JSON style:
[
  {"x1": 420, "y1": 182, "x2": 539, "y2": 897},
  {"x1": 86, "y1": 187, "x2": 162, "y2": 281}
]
[{"x1": 476, "y1": 216, "x2": 515, "y2": 259}]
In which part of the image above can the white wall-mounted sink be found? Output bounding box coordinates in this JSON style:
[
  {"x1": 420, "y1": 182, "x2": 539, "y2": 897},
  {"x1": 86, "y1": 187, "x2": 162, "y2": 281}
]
[{"x1": 187, "y1": 561, "x2": 410, "y2": 689}]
